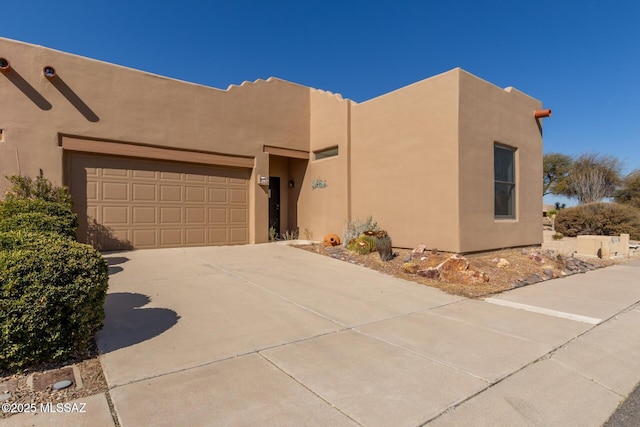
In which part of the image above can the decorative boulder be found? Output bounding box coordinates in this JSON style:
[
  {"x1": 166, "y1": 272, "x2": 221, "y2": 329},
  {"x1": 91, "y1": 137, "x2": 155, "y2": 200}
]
[
  {"x1": 418, "y1": 254, "x2": 489, "y2": 284},
  {"x1": 402, "y1": 262, "x2": 419, "y2": 274}
]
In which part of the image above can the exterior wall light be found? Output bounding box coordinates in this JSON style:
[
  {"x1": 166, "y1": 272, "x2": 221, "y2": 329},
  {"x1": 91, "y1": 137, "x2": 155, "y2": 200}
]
[
  {"x1": 43, "y1": 66, "x2": 56, "y2": 79},
  {"x1": 0, "y1": 58, "x2": 11, "y2": 73},
  {"x1": 288, "y1": 180, "x2": 294, "y2": 188}
]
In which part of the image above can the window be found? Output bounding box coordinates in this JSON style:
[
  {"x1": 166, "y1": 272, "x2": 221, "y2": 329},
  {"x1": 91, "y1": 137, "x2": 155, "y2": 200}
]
[
  {"x1": 494, "y1": 144, "x2": 515, "y2": 218},
  {"x1": 314, "y1": 146, "x2": 338, "y2": 160}
]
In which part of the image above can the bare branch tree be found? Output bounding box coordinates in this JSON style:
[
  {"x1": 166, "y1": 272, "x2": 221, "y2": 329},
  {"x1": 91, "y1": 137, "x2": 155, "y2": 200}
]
[
  {"x1": 565, "y1": 153, "x2": 623, "y2": 204},
  {"x1": 570, "y1": 168, "x2": 608, "y2": 204}
]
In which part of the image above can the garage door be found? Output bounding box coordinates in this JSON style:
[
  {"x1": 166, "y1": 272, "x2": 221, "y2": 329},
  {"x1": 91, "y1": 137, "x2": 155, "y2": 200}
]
[{"x1": 68, "y1": 153, "x2": 251, "y2": 250}]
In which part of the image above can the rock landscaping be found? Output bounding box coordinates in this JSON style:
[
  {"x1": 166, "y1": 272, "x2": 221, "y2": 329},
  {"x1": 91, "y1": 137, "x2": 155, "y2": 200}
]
[{"x1": 294, "y1": 237, "x2": 636, "y2": 298}]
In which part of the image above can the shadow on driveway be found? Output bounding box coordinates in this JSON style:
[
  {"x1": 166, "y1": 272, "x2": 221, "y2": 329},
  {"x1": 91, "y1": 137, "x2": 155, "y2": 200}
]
[
  {"x1": 97, "y1": 292, "x2": 180, "y2": 353},
  {"x1": 105, "y1": 256, "x2": 129, "y2": 275}
]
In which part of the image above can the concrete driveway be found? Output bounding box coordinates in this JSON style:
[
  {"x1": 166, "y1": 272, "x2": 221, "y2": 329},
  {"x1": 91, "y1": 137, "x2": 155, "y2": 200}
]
[{"x1": 94, "y1": 243, "x2": 640, "y2": 426}]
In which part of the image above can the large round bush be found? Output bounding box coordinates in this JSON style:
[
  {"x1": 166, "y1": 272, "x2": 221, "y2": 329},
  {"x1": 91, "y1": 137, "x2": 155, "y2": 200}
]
[
  {"x1": 0, "y1": 212, "x2": 77, "y2": 239},
  {"x1": 0, "y1": 234, "x2": 108, "y2": 370},
  {"x1": 0, "y1": 199, "x2": 77, "y2": 239},
  {"x1": 0, "y1": 230, "x2": 59, "y2": 250},
  {"x1": 555, "y1": 202, "x2": 640, "y2": 240}
]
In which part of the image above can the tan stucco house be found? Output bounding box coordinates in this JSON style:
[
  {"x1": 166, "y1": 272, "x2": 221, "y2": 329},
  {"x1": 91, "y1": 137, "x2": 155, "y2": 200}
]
[{"x1": 1, "y1": 37, "x2": 548, "y2": 253}]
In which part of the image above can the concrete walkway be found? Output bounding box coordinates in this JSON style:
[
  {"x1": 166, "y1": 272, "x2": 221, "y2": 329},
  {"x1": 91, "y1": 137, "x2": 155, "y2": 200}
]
[{"x1": 15, "y1": 244, "x2": 640, "y2": 426}]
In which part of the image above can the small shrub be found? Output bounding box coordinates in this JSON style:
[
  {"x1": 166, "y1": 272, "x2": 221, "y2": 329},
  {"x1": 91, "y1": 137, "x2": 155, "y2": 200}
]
[
  {"x1": 4, "y1": 174, "x2": 73, "y2": 206},
  {"x1": 552, "y1": 233, "x2": 564, "y2": 240},
  {"x1": 0, "y1": 212, "x2": 77, "y2": 239},
  {"x1": 555, "y1": 202, "x2": 640, "y2": 240},
  {"x1": 281, "y1": 229, "x2": 299, "y2": 240},
  {"x1": 303, "y1": 228, "x2": 313, "y2": 240},
  {"x1": 343, "y1": 216, "x2": 380, "y2": 248},
  {"x1": 268, "y1": 226, "x2": 277, "y2": 242},
  {"x1": 0, "y1": 234, "x2": 108, "y2": 370},
  {"x1": 0, "y1": 199, "x2": 78, "y2": 233},
  {"x1": 375, "y1": 230, "x2": 394, "y2": 261}
]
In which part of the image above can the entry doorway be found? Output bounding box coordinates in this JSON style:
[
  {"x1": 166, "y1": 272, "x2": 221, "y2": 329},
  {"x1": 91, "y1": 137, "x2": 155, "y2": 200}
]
[{"x1": 268, "y1": 176, "x2": 281, "y2": 237}]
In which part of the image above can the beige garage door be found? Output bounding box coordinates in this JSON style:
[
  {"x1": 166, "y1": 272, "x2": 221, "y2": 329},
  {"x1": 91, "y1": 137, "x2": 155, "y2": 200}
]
[{"x1": 68, "y1": 153, "x2": 250, "y2": 250}]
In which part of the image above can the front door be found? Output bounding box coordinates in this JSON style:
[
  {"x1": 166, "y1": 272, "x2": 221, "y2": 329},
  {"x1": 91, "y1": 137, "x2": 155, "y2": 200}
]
[{"x1": 268, "y1": 177, "x2": 280, "y2": 238}]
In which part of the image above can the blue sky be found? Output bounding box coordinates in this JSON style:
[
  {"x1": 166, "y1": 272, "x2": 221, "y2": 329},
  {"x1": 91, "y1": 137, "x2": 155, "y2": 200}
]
[{"x1": 3, "y1": 1, "x2": 639, "y2": 204}]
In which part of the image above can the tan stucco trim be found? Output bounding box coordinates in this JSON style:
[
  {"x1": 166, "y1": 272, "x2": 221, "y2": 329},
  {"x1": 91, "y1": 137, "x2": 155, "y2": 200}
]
[
  {"x1": 61, "y1": 136, "x2": 254, "y2": 168},
  {"x1": 263, "y1": 145, "x2": 309, "y2": 159}
]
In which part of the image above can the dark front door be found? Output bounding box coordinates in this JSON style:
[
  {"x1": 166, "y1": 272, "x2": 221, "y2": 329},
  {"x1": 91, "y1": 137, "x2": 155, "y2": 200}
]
[{"x1": 268, "y1": 177, "x2": 280, "y2": 237}]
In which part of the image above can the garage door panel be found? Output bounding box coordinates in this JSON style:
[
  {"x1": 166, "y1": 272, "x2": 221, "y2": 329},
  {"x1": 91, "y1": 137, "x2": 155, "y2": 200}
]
[
  {"x1": 230, "y1": 178, "x2": 248, "y2": 186},
  {"x1": 230, "y1": 228, "x2": 248, "y2": 244},
  {"x1": 160, "y1": 229, "x2": 182, "y2": 246},
  {"x1": 102, "y1": 166, "x2": 129, "y2": 177},
  {"x1": 209, "y1": 228, "x2": 227, "y2": 244},
  {"x1": 230, "y1": 208, "x2": 247, "y2": 223},
  {"x1": 102, "y1": 182, "x2": 129, "y2": 201},
  {"x1": 230, "y1": 189, "x2": 248, "y2": 204},
  {"x1": 160, "y1": 185, "x2": 182, "y2": 202},
  {"x1": 185, "y1": 173, "x2": 206, "y2": 183},
  {"x1": 109, "y1": 229, "x2": 131, "y2": 244},
  {"x1": 132, "y1": 207, "x2": 156, "y2": 224},
  {"x1": 132, "y1": 184, "x2": 156, "y2": 201},
  {"x1": 132, "y1": 169, "x2": 156, "y2": 179},
  {"x1": 208, "y1": 208, "x2": 227, "y2": 223},
  {"x1": 160, "y1": 171, "x2": 182, "y2": 181},
  {"x1": 185, "y1": 186, "x2": 206, "y2": 203},
  {"x1": 133, "y1": 229, "x2": 157, "y2": 247},
  {"x1": 185, "y1": 207, "x2": 206, "y2": 224},
  {"x1": 208, "y1": 188, "x2": 227, "y2": 203},
  {"x1": 208, "y1": 176, "x2": 227, "y2": 184},
  {"x1": 186, "y1": 228, "x2": 207, "y2": 245},
  {"x1": 103, "y1": 206, "x2": 128, "y2": 224},
  {"x1": 87, "y1": 182, "x2": 98, "y2": 200},
  {"x1": 160, "y1": 207, "x2": 182, "y2": 224},
  {"x1": 69, "y1": 153, "x2": 250, "y2": 250},
  {"x1": 87, "y1": 206, "x2": 98, "y2": 219}
]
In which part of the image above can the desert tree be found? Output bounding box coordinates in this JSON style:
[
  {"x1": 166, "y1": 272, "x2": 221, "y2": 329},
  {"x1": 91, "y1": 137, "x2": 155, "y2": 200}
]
[
  {"x1": 543, "y1": 153, "x2": 573, "y2": 196},
  {"x1": 615, "y1": 169, "x2": 640, "y2": 209},
  {"x1": 566, "y1": 153, "x2": 623, "y2": 204}
]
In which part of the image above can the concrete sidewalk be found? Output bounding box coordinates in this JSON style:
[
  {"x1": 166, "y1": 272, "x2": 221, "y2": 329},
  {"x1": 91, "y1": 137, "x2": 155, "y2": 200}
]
[{"x1": 13, "y1": 245, "x2": 637, "y2": 426}]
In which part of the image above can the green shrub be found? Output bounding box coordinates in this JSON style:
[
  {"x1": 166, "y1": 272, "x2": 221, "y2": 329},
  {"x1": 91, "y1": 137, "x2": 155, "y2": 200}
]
[
  {"x1": 0, "y1": 230, "x2": 60, "y2": 250},
  {"x1": 0, "y1": 234, "x2": 108, "y2": 370},
  {"x1": 343, "y1": 216, "x2": 380, "y2": 248},
  {"x1": 0, "y1": 199, "x2": 78, "y2": 233},
  {"x1": 555, "y1": 202, "x2": 640, "y2": 240},
  {"x1": 0, "y1": 212, "x2": 77, "y2": 239},
  {"x1": 4, "y1": 174, "x2": 73, "y2": 206},
  {"x1": 552, "y1": 233, "x2": 564, "y2": 240}
]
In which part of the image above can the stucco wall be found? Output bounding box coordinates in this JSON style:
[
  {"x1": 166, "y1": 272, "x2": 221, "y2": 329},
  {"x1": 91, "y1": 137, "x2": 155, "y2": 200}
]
[
  {"x1": 296, "y1": 89, "x2": 350, "y2": 242},
  {"x1": 457, "y1": 70, "x2": 543, "y2": 252},
  {"x1": 350, "y1": 70, "x2": 461, "y2": 251}
]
